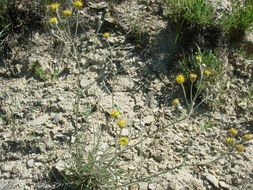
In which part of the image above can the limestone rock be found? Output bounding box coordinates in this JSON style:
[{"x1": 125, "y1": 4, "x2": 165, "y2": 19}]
[
  {"x1": 203, "y1": 173, "x2": 219, "y2": 188},
  {"x1": 28, "y1": 114, "x2": 48, "y2": 126}
]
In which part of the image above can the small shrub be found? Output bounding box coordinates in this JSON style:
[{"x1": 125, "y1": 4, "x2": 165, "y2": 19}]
[
  {"x1": 162, "y1": 0, "x2": 224, "y2": 50},
  {"x1": 33, "y1": 64, "x2": 59, "y2": 81},
  {"x1": 162, "y1": 0, "x2": 216, "y2": 26},
  {"x1": 179, "y1": 48, "x2": 222, "y2": 78},
  {"x1": 175, "y1": 47, "x2": 223, "y2": 109},
  {"x1": 221, "y1": 0, "x2": 253, "y2": 41}
]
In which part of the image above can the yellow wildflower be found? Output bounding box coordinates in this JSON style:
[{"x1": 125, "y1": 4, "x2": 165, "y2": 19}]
[
  {"x1": 102, "y1": 33, "x2": 110, "y2": 38},
  {"x1": 228, "y1": 128, "x2": 238, "y2": 135},
  {"x1": 48, "y1": 17, "x2": 57, "y2": 24},
  {"x1": 226, "y1": 137, "x2": 235, "y2": 143},
  {"x1": 73, "y1": 1, "x2": 83, "y2": 7},
  {"x1": 49, "y1": 3, "x2": 60, "y2": 10},
  {"x1": 244, "y1": 134, "x2": 251, "y2": 141},
  {"x1": 105, "y1": 12, "x2": 111, "y2": 16},
  {"x1": 175, "y1": 74, "x2": 186, "y2": 84},
  {"x1": 119, "y1": 137, "x2": 129, "y2": 146},
  {"x1": 117, "y1": 119, "x2": 126, "y2": 128},
  {"x1": 204, "y1": 70, "x2": 212, "y2": 75},
  {"x1": 62, "y1": 10, "x2": 72, "y2": 16},
  {"x1": 172, "y1": 98, "x2": 179, "y2": 105},
  {"x1": 236, "y1": 144, "x2": 245, "y2": 152},
  {"x1": 195, "y1": 55, "x2": 202, "y2": 61},
  {"x1": 111, "y1": 110, "x2": 120, "y2": 118},
  {"x1": 189, "y1": 73, "x2": 197, "y2": 82}
]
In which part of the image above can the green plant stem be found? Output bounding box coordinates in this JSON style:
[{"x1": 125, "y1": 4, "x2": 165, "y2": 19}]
[
  {"x1": 74, "y1": 11, "x2": 79, "y2": 39},
  {"x1": 173, "y1": 19, "x2": 185, "y2": 50},
  {"x1": 181, "y1": 83, "x2": 189, "y2": 105},
  {"x1": 105, "y1": 116, "x2": 189, "y2": 167},
  {"x1": 192, "y1": 64, "x2": 204, "y2": 103},
  {"x1": 107, "y1": 151, "x2": 232, "y2": 189},
  {"x1": 190, "y1": 81, "x2": 193, "y2": 104}
]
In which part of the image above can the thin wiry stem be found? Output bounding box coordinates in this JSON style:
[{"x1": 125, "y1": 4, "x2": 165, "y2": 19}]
[
  {"x1": 106, "y1": 151, "x2": 232, "y2": 189},
  {"x1": 181, "y1": 83, "x2": 189, "y2": 106}
]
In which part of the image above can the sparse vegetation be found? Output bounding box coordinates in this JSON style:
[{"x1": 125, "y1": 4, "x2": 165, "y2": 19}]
[
  {"x1": 222, "y1": 0, "x2": 253, "y2": 41},
  {"x1": 162, "y1": 0, "x2": 216, "y2": 26},
  {"x1": 0, "y1": 0, "x2": 11, "y2": 50}
]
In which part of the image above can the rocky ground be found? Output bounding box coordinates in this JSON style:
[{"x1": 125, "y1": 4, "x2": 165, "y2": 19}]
[{"x1": 0, "y1": 0, "x2": 253, "y2": 190}]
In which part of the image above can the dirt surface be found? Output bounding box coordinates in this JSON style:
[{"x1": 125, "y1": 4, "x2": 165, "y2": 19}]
[{"x1": 0, "y1": 1, "x2": 253, "y2": 190}]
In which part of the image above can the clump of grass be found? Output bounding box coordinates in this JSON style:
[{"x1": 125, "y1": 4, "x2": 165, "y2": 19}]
[
  {"x1": 162, "y1": 0, "x2": 253, "y2": 54},
  {"x1": 0, "y1": 0, "x2": 9, "y2": 28},
  {"x1": 0, "y1": 0, "x2": 11, "y2": 50},
  {"x1": 162, "y1": 0, "x2": 216, "y2": 26},
  {"x1": 33, "y1": 64, "x2": 59, "y2": 81},
  {"x1": 162, "y1": 0, "x2": 224, "y2": 51},
  {"x1": 221, "y1": 0, "x2": 253, "y2": 41}
]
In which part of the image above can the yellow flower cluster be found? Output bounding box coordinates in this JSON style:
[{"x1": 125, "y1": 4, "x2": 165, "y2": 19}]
[
  {"x1": 189, "y1": 73, "x2": 197, "y2": 80},
  {"x1": 111, "y1": 110, "x2": 120, "y2": 118},
  {"x1": 48, "y1": 17, "x2": 57, "y2": 24},
  {"x1": 50, "y1": 3, "x2": 60, "y2": 10},
  {"x1": 110, "y1": 110, "x2": 129, "y2": 146},
  {"x1": 244, "y1": 134, "x2": 251, "y2": 141},
  {"x1": 105, "y1": 12, "x2": 111, "y2": 16},
  {"x1": 110, "y1": 110, "x2": 126, "y2": 128},
  {"x1": 73, "y1": 1, "x2": 83, "y2": 7},
  {"x1": 119, "y1": 137, "x2": 129, "y2": 146},
  {"x1": 225, "y1": 128, "x2": 251, "y2": 152},
  {"x1": 172, "y1": 98, "x2": 179, "y2": 105},
  {"x1": 228, "y1": 128, "x2": 238, "y2": 135},
  {"x1": 117, "y1": 119, "x2": 126, "y2": 128},
  {"x1": 103, "y1": 33, "x2": 110, "y2": 38},
  {"x1": 195, "y1": 55, "x2": 202, "y2": 61},
  {"x1": 226, "y1": 137, "x2": 235, "y2": 143},
  {"x1": 189, "y1": 73, "x2": 197, "y2": 82},
  {"x1": 236, "y1": 144, "x2": 245, "y2": 152},
  {"x1": 63, "y1": 10, "x2": 72, "y2": 16},
  {"x1": 48, "y1": 1, "x2": 83, "y2": 24},
  {"x1": 175, "y1": 74, "x2": 185, "y2": 84},
  {"x1": 204, "y1": 70, "x2": 212, "y2": 75}
]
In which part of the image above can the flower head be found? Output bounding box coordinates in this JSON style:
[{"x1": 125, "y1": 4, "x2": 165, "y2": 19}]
[
  {"x1": 117, "y1": 120, "x2": 126, "y2": 128},
  {"x1": 172, "y1": 98, "x2": 179, "y2": 105},
  {"x1": 236, "y1": 144, "x2": 245, "y2": 152},
  {"x1": 204, "y1": 70, "x2": 212, "y2": 75},
  {"x1": 111, "y1": 110, "x2": 120, "y2": 118},
  {"x1": 189, "y1": 73, "x2": 197, "y2": 82},
  {"x1": 228, "y1": 128, "x2": 238, "y2": 135},
  {"x1": 73, "y1": 1, "x2": 83, "y2": 7},
  {"x1": 226, "y1": 137, "x2": 235, "y2": 143},
  {"x1": 175, "y1": 74, "x2": 186, "y2": 84},
  {"x1": 48, "y1": 17, "x2": 57, "y2": 24},
  {"x1": 195, "y1": 56, "x2": 202, "y2": 61},
  {"x1": 102, "y1": 33, "x2": 110, "y2": 38},
  {"x1": 244, "y1": 134, "x2": 251, "y2": 141},
  {"x1": 63, "y1": 10, "x2": 72, "y2": 16},
  {"x1": 50, "y1": 3, "x2": 60, "y2": 10},
  {"x1": 119, "y1": 137, "x2": 129, "y2": 146},
  {"x1": 105, "y1": 12, "x2": 111, "y2": 16}
]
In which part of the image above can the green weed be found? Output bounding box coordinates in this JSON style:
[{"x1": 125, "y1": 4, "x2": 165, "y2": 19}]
[
  {"x1": 33, "y1": 64, "x2": 59, "y2": 81},
  {"x1": 162, "y1": 0, "x2": 216, "y2": 26},
  {"x1": 0, "y1": 0, "x2": 11, "y2": 50},
  {"x1": 179, "y1": 48, "x2": 222, "y2": 79},
  {"x1": 221, "y1": 0, "x2": 253, "y2": 41}
]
